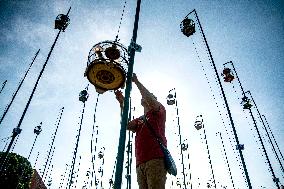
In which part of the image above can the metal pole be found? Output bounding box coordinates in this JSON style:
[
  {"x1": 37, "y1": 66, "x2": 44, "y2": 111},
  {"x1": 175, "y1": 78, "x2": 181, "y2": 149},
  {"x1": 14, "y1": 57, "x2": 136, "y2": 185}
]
[
  {"x1": 125, "y1": 101, "x2": 132, "y2": 189},
  {"x1": 203, "y1": 126, "x2": 216, "y2": 188},
  {"x1": 0, "y1": 49, "x2": 40, "y2": 125},
  {"x1": 0, "y1": 7, "x2": 70, "y2": 172},
  {"x1": 90, "y1": 94, "x2": 100, "y2": 188},
  {"x1": 245, "y1": 91, "x2": 281, "y2": 187},
  {"x1": 27, "y1": 122, "x2": 42, "y2": 160},
  {"x1": 174, "y1": 90, "x2": 187, "y2": 189},
  {"x1": 247, "y1": 99, "x2": 280, "y2": 188},
  {"x1": 187, "y1": 153, "x2": 192, "y2": 189},
  {"x1": 227, "y1": 60, "x2": 280, "y2": 188},
  {"x1": 114, "y1": 0, "x2": 141, "y2": 188},
  {"x1": 28, "y1": 134, "x2": 39, "y2": 160},
  {"x1": 68, "y1": 89, "x2": 88, "y2": 189},
  {"x1": 218, "y1": 132, "x2": 236, "y2": 189},
  {"x1": 42, "y1": 107, "x2": 64, "y2": 178},
  {"x1": 0, "y1": 31, "x2": 61, "y2": 173},
  {"x1": 191, "y1": 10, "x2": 252, "y2": 188},
  {"x1": 262, "y1": 115, "x2": 284, "y2": 162},
  {"x1": 248, "y1": 93, "x2": 284, "y2": 173},
  {"x1": 0, "y1": 80, "x2": 7, "y2": 94}
]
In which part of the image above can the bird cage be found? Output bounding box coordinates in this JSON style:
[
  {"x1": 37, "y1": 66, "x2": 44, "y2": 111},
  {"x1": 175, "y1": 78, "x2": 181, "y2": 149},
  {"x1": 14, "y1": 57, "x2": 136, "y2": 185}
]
[
  {"x1": 109, "y1": 179, "x2": 114, "y2": 185},
  {"x1": 167, "y1": 94, "x2": 176, "y2": 105},
  {"x1": 273, "y1": 178, "x2": 280, "y2": 183},
  {"x1": 85, "y1": 40, "x2": 128, "y2": 94},
  {"x1": 34, "y1": 123, "x2": 42, "y2": 135},
  {"x1": 243, "y1": 102, "x2": 252, "y2": 109},
  {"x1": 79, "y1": 89, "x2": 89, "y2": 102},
  {"x1": 241, "y1": 96, "x2": 252, "y2": 110},
  {"x1": 13, "y1": 128, "x2": 22, "y2": 136},
  {"x1": 236, "y1": 144, "x2": 244, "y2": 150},
  {"x1": 194, "y1": 115, "x2": 203, "y2": 130},
  {"x1": 98, "y1": 151, "x2": 104, "y2": 159},
  {"x1": 55, "y1": 14, "x2": 70, "y2": 31},
  {"x1": 180, "y1": 18, "x2": 195, "y2": 37},
  {"x1": 222, "y1": 68, "x2": 235, "y2": 82},
  {"x1": 181, "y1": 143, "x2": 188, "y2": 151}
]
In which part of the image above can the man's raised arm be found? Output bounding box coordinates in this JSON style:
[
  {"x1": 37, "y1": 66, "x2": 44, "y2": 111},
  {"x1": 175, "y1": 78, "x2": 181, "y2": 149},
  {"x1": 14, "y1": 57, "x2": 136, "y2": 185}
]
[{"x1": 132, "y1": 73, "x2": 161, "y2": 111}]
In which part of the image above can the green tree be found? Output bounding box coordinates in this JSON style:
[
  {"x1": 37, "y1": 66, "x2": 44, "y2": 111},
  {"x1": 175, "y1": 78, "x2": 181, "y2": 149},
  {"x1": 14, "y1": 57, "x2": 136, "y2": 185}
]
[{"x1": 0, "y1": 152, "x2": 33, "y2": 189}]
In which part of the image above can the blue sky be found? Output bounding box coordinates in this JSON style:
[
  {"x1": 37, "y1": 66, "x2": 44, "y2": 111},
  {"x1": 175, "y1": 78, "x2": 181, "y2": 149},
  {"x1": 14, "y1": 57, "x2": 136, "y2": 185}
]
[{"x1": 0, "y1": 0, "x2": 283, "y2": 188}]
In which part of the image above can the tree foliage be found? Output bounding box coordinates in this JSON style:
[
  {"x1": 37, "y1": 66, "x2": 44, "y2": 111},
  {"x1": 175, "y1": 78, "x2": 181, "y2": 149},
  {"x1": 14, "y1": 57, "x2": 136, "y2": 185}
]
[{"x1": 0, "y1": 152, "x2": 33, "y2": 189}]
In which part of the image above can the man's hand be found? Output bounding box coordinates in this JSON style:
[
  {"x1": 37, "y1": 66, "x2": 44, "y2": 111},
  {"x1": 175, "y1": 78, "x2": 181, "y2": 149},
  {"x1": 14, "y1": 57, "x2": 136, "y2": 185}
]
[
  {"x1": 132, "y1": 73, "x2": 138, "y2": 83},
  {"x1": 131, "y1": 73, "x2": 161, "y2": 112},
  {"x1": 128, "y1": 118, "x2": 143, "y2": 132},
  {"x1": 114, "y1": 90, "x2": 124, "y2": 108}
]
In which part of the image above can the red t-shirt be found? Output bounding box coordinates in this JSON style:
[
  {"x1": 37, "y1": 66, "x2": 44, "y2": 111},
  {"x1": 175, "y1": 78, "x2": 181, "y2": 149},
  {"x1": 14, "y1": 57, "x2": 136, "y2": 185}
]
[{"x1": 134, "y1": 105, "x2": 167, "y2": 166}]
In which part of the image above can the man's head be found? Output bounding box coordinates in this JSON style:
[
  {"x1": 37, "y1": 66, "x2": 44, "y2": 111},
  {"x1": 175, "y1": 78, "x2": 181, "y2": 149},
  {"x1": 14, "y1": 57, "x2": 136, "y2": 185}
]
[{"x1": 141, "y1": 93, "x2": 157, "y2": 112}]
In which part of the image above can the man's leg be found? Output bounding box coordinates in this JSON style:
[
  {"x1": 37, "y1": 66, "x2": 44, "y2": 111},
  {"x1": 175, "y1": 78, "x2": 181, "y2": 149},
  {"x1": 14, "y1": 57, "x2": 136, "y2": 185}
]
[
  {"x1": 145, "y1": 158, "x2": 167, "y2": 189},
  {"x1": 136, "y1": 163, "x2": 148, "y2": 189}
]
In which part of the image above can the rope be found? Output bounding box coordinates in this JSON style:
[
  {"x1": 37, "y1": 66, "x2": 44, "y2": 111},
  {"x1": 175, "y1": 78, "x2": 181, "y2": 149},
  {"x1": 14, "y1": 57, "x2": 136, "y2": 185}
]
[
  {"x1": 74, "y1": 156, "x2": 82, "y2": 187},
  {"x1": 2, "y1": 137, "x2": 11, "y2": 151},
  {"x1": 10, "y1": 135, "x2": 19, "y2": 152},
  {"x1": 218, "y1": 132, "x2": 236, "y2": 189},
  {"x1": 230, "y1": 83, "x2": 252, "y2": 182},
  {"x1": 126, "y1": 99, "x2": 133, "y2": 189},
  {"x1": 43, "y1": 146, "x2": 56, "y2": 182},
  {"x1": 33, "y1": 152, "x2": 40, "y2": 168},
  {"x1": 191, "y1": 34, "x2": 247, "y2": 185},
  {"x1": 202, "y1": 126, "x2": 216, "y2": 188},
  {"x1": 68, "y1": 85, "x2": 89, "y2": 189},
  {"x1": 194, "y1": 24, "x2": 249, "y2": 184},
  {"x1": 28, "y1": 135, "x2": 39, "y2": 160},
  {"x1": 171, "y1": 93, "x2": 187, "y2": 188},
  {"x1": 59, "y1": 164, "x2": 69, "y2": 188},
  {"x1": 42, "y1": 107, "x2": 64, "y2": 178},
  {"x1": 115, "y1": 0, "x2": 128, "y2": 42},
  {"x1": 192, "y1": 38, "x2": 243, "y2": 169},
  {"x1": 186, "y1": 152, "x2": 192, "y2": 189},
  {"x1": 0, "y1": 50, "x2": 39, "y2": 125},
  {"x1": 109, "y1": 160, "x2": 117, "y2": 189},
  {"x1": 0, "y1": 80, "x2": 7, "y2": 94},
  {"x1": 90, "y1": 93, "x2": 100, "y2": 188}
]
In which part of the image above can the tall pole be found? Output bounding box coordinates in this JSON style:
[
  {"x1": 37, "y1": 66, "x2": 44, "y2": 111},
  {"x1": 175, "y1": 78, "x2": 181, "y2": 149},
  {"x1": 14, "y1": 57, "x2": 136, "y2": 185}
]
[
  {"x1": 187, "y1": 153, "x2": 192, "y2": 189},
  {"x1": 0, "y1": 49, "x2": 40, "y2": 125},
  {"x1": 68, "y1": 101, "x2": 86, "y2": 189},
  {"x1": 68, "y1": 86, "x2": 88, "y2": 189},
  {"x1": 90, "y1": 94, "x2": 100, "y2": 188},
  {"x1": 245, "y1": 91, "x2": 282, "y2": 185},
  {"x1": 226, "y1": 60, "x2": 280, "y2": 188},
  {"x1": 16, "y1": 122, "x2": 42, "y2": 189},
  {"x1": 28, "y1": 122, "x2": 42, "y2": 160},
  {"x1": 244, "y1": 94, "x2": 280, "y2": 188},
  {"x1": 42, "y1": 107, "x2": 64, "y2": 178},
  {"x1": 202, "y1": 126, "x2": 216, "y2": 188},
  {"x1": 0, "y1": 7, "x2": 71, "y2": 173},
  {"x1": 247, "y1": 92, "x2": 284, "y2": 173},
  {"x1": 114, "y1": 0, "x2": 141, "y2": 188},
  {"x1": 172, "y1": 89, "x2": 187, "y2": 189},
  {"x1": 262, "y1": 115, "x2": 284, "y2": 162},
  {"x1": 126, "y1": 101, "x2": 133, "y2": 189},
  {"x1": 187, "y1": 10, "x2": 252, "y2": 188},
  {"x1": 218, "y1": 132, "x2": 236, "y2": 189},
  {"x1": 0, "y1": 80, "x2": 7, "y2": 94}
]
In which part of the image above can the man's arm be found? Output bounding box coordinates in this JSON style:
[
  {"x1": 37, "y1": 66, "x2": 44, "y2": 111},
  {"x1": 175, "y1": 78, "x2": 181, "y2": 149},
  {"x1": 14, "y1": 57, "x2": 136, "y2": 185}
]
[
  {"x1": 114, "y1": 90, "x2": 124, "y2": 110},
  {"x1": 127, "y1": 118, "x2": 143, "y2": 133},
  {"x1": 132, "y1": 73, "x2": 161, "y2": 111}
]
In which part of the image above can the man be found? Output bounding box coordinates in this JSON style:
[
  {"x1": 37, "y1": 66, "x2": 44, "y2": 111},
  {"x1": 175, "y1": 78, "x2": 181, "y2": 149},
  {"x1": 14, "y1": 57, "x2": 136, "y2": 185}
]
[{"x1": 115, "y1": 73, "x2": 167, "y2": 189}]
